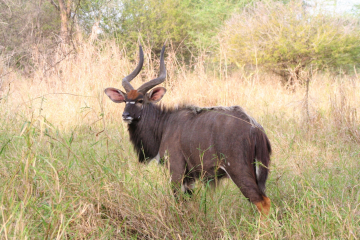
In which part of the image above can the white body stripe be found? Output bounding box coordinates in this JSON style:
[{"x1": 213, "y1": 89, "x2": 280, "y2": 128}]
[
  {"x1": 219, "y1": 166, "x2": 233, "y2": 182},
  {"x1": 154, "y1": 153, "x2": 160, "y2": 164},
  {"x1": 255, "y1": 160, "x2": 261, "y2": 179},
  {"x1": 181, "y1": 184, "x2": 186, "y2": 193},
  {"x1": 181, "y1": 181, "x2": 195, "y2": 193}
]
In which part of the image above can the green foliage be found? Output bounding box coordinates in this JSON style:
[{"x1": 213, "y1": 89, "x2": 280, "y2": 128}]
[
  {"x1": 77, "y1": 0, "x2": 246, "y2": 61},
  {"x1": 354, "y1": 4, "x2": 360, "y2": 15},
  {"x1": 118, "y1": 0, "x2": 190, "y2": 52},
  {"x1": 40, "y1": 2, "x2": 61, "y2": 35},
  {"x1": 179, "y1": 0, "x2": 251, "y2": 50},
  {"x1": 219, "y1": 1, "x2": 360, "y2": 83}
]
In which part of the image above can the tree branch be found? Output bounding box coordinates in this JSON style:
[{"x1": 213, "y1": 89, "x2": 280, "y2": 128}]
[{"x1": 49, "y1": 0, "x2": 60, "y2": 11}]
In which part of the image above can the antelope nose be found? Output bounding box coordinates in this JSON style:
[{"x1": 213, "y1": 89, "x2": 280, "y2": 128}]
[{"x1": 122, "y1": 112, "x2": 131, "y2": 119}]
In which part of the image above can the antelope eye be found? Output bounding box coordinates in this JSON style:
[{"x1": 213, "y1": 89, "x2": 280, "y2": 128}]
[{"x1": 138, "y1": 99, "x2": 143, "y2": 104}]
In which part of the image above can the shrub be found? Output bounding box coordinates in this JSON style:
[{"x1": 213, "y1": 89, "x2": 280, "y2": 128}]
[
  {"x1": 79, "y1": 0, "x2": 246, "y2": 62},
  {"x1": 219, "y1": 1, "x2": 360, "y2": 84}
]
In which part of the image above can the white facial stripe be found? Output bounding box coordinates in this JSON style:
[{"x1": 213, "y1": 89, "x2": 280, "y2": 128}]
[
  {"x1": 123, "y1": 119, "x2": 132, "y2": 124},
  {"x1": 126, "y1": 101, "x2": 136, "y2": 104},
  {"x1": 123, "y1": 116, "x2": 133, "y2": 124}
]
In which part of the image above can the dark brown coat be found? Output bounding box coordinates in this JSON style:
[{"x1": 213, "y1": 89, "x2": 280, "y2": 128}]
[{"x1": 104, "y1": 45, "x2": 272, "y2": 218}]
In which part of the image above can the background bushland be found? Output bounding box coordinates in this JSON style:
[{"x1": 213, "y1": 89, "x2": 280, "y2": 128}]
[
  {"x1": 219, "y1": 1, "x2": 360, "y2": 84},
  {"x1": 1, "y1": 0, "x2": 360, "y2": 82}
]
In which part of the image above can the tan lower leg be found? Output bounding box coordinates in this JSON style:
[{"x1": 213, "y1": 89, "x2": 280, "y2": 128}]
[{"x1": 255, "y1": 196, "x2": 271, "y2": 218}]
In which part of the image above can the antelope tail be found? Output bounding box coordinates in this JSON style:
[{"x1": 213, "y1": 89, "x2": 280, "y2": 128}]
[{"x1": 254, "y1": 130, "x2": 272, "y2": 196}]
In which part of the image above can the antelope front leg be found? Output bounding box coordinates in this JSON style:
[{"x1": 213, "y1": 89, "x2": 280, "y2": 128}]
[
  {"x1": 168, "y1": 155, "x2": 187, "y2": 199},
  {"x1": 170, "y1": 171, "x2": 184, "y2": 199}
]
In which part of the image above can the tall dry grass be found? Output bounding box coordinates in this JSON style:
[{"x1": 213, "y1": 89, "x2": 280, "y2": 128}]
[{"x1": 0, "y1": 41, "x2": 359, "y2": 239}]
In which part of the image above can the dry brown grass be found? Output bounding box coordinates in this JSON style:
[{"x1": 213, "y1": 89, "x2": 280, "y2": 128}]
[{"x1": 0, "y1": 41, "x2": 359, "y2": 239}]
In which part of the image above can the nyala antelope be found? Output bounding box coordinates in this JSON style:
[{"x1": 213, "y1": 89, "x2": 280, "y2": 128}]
[{"x1": 104, "y1": 45, "x2": 272, "y2": 219}]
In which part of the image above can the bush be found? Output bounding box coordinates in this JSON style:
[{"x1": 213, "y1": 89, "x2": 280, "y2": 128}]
[
  {"x1": 79, "y1": 0, "x2": 246, "y2": 63},
  {"x1": 0, "y1": 0, "x2": 61, "y2": 73},
  {"x1": 219, "y1": 1, "x2": 360, "y2": 84}
]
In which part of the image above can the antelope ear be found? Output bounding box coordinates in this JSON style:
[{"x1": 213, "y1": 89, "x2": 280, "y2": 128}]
[
  {"x1": 147, "y1": 87, "x2": 166, "y2": 103},
  {"x1": 104, "y1": 88, "x2": 126, "y2": 103}
]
